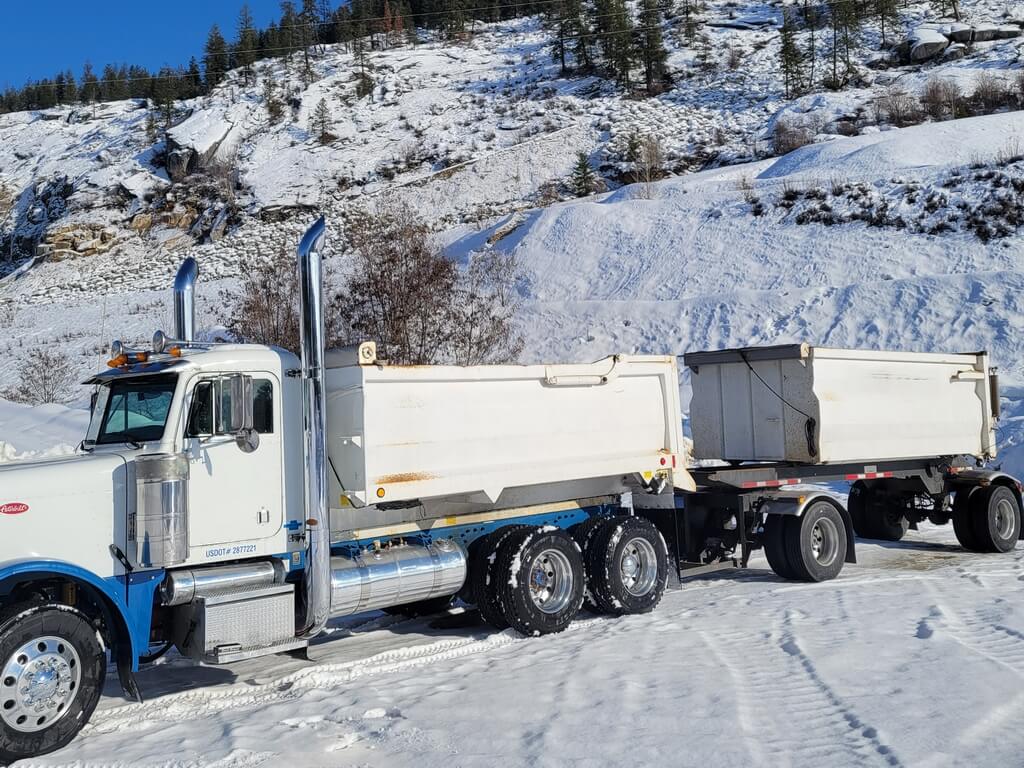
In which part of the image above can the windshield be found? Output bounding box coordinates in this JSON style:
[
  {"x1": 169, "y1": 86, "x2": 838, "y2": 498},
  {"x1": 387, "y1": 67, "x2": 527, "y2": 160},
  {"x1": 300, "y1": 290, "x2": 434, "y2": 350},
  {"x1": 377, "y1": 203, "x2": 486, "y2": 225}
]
[{"x1": 95, "y1": 375, "x2": 178, "y2": 445}]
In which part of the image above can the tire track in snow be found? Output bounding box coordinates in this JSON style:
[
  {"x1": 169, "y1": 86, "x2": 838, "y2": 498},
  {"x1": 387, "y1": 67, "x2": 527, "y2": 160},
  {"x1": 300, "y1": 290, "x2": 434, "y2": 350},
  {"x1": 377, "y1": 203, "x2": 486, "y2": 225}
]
[
  {"x1": 86, "y1": 616, "x2": 609, "y2": 737},
  {"x1": 709, "y1": 610, "x2": 902, "y2": 768}
]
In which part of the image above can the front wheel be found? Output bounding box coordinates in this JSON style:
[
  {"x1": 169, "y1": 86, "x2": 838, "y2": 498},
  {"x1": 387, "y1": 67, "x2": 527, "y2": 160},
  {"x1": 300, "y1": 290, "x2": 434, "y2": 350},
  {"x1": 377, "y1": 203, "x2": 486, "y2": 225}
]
[{"x1": 0, "y1": 604, "x2": 105, "y2": 763}]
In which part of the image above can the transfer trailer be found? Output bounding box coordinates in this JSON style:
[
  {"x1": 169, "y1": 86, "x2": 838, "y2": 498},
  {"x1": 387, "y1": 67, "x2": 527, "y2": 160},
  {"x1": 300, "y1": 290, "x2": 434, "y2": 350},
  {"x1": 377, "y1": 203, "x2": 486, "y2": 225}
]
[{"x1": 0, "y1": 221, "x2": 1019, "y2": 761}]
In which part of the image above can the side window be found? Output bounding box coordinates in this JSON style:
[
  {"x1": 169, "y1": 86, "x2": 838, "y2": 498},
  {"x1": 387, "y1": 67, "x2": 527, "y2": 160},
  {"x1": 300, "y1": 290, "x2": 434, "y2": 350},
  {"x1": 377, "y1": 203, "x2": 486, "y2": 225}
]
[
  {"x1": 186, "y1": 381, "x2": 214, "y2": 436},
  {"x1": 253, "y1": 379, "x2": 273, "y2": 434},
  {"x1": 186, "y1": 378, "x2": 273, "y2": 437}
]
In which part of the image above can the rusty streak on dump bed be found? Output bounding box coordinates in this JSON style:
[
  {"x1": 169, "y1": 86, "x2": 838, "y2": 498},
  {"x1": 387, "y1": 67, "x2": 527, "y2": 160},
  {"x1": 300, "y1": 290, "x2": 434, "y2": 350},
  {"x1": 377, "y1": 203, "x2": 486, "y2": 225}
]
[{"x1": 376, "y1": 472, "x2": 438, "y2": 484}]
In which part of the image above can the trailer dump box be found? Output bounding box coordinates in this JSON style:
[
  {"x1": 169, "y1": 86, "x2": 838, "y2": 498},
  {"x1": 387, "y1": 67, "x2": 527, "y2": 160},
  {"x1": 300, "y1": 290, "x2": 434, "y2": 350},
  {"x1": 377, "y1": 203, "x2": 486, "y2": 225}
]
[
  {"x1": 684, "y1": 344, "x2": 998, "y2": 464},
  {"x1": 324, "y1": 350, "x2": 688, "y2": 511}
]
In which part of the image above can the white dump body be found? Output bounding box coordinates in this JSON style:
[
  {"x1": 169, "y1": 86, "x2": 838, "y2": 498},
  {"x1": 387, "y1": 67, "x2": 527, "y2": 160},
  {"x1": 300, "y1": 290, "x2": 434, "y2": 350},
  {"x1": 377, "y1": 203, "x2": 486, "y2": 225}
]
[
  {"x1": 324, "y1": 354, "x2": 690, "y2": 515},
  {"x1": 685, "y1": 344, "x2": 998, "y2": 464}
]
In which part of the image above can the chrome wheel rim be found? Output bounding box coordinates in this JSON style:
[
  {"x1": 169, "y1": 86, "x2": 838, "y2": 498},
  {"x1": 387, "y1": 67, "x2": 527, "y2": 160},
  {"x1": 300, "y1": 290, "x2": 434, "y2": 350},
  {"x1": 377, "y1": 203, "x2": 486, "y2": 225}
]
[
  {"x1": 994, "y1": 498, "x2": 1017, "y2": 539},
  {"x1": 619, "y1": 537, "x2": 659, "y2": 597},
  {"x1": 810, "y1": 516, "x2": 840, "y2": 567},
  {"x1": 528, "y1": 549, "x2": 574, "y2": 614},
  {"x1": 1, "y1": 635, "x2": 81, "y2": 733}
]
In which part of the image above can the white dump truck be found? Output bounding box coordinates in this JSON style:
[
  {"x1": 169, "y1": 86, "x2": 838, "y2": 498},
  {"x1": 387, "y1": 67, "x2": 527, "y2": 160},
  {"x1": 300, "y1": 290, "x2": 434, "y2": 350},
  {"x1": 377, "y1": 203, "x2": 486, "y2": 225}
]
[{"x1": 0, "y1": 219, "x2": 1019, "y2": 761}]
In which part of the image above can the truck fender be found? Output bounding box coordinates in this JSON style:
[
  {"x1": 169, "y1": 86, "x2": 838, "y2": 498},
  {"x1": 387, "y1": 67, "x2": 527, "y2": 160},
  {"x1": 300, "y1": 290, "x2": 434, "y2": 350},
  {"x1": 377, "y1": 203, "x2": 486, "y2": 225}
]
[
  {"x1": 0, "y1": 559, "x2": 151, "y2": 701},
  {"x1": 758, "y1": 492, "x2": 857, "y2": 564}
]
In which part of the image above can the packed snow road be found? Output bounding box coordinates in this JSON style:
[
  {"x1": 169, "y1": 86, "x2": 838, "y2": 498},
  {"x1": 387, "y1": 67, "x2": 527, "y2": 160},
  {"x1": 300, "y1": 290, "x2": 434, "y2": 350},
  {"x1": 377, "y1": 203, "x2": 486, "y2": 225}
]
[{"x1": 21, "y1": 525, "x2": 1024, "y2": 768}]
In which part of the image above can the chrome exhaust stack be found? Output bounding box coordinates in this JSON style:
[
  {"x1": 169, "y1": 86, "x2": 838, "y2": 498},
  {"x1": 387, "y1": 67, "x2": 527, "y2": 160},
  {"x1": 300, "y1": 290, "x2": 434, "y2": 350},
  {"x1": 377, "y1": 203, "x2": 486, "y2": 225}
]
[
  {"x1": 296, "y1": 216, "x2": 331, "y2": 638},
  {"x1": 173, "y1": 257, "x2": 199, "y2": 342}
]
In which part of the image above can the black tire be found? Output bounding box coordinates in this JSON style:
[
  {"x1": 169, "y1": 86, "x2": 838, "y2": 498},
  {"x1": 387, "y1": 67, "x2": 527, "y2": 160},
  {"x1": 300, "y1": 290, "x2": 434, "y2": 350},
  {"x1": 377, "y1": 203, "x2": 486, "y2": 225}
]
[
  {"x1": 762, "y1": 514, "x2": 799, "y2": 579},
  {"x1": 783, "y1": 501, "x2": 848, "y2": 583},
  {"x1": 847, "y1": 481, "x2": 870, "y2": 538},
  {"x1": 570, "y1": 515, "x2": 612, "y2": 613},
  {"x1": 586, "y1": 517, "x2": 668, "y2": 616},
  {"x1": 952, "y1": 487, "x2": 983, "y2": 552},
  {"x1": 468, "y1": 525, "x2": 529, "y2": 629},
  {"x1": 865, "y1": 497, "x2": 909, "y2": 542},
  {"x1": 382, "y1": 595, "x2": 455, "y2": 618},
  {"x1": 0, "y1": 604, "x2": 105, "y2": 764},
  {"x1": 494, "y1": 527, "x2": 585, "y2": 636},
  {"x1": 970, "y1": 485, "x2": 1021, "y2": 554}
]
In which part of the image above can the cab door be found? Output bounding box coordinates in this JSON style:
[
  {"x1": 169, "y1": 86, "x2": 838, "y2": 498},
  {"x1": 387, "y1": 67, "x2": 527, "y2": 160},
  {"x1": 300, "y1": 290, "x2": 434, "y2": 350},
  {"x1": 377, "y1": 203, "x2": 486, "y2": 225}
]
[{"x1": 183, "y1": 373, "x2": 284, "y2": 559}]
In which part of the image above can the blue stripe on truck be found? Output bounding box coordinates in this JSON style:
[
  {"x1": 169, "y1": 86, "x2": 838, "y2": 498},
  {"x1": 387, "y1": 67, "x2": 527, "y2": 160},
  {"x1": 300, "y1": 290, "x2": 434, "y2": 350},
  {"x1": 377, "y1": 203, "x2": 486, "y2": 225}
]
[{"x1": 0, "y1": 560, "x2": 163, "y2": 671}]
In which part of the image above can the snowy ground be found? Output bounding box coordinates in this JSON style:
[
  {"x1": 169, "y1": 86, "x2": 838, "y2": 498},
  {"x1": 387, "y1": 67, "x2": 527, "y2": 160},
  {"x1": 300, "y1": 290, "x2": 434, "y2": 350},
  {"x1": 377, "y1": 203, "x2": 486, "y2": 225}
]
[{"x1": 13, "y1": 524, "x2": 1024, "y2": 767}]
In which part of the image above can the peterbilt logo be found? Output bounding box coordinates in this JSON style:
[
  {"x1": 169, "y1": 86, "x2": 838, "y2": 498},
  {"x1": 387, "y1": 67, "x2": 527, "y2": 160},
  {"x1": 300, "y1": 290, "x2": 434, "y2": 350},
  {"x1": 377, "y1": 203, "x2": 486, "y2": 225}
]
[{"x1": 0, "y1": 503, "x2": 28, "y2": 515}]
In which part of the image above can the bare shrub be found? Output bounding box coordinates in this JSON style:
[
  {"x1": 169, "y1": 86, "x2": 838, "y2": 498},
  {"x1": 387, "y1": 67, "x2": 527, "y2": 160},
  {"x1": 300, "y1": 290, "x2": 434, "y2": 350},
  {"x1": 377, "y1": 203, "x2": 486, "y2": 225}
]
[
  {"x1": 217, "y1": 248, "x2": 342, "y2": 353},
  {"x1": 637, "y1": 135, "x2": 665, "y2": 198},
  {"x1": 3, "y1": 349, "x2": 78, "y2": 405},
  {"x1": 972, "y1": 72, "x2": 1010, "y2": 113},
  {"x1": 772, "y1": 118, "x2": 813, "y2": 155},
  {"x1": 726, "y1": 46, "x2": 743, "y2": 70},
  {"x1": 336, "y1": 202, "x2": 522, "y2": 365},
  {"x1": 878, "y1": 87, "x2": 919, "y2": 127},
  {"x1": 921, "y1": 78, "x2": 963, "y2": 121}
]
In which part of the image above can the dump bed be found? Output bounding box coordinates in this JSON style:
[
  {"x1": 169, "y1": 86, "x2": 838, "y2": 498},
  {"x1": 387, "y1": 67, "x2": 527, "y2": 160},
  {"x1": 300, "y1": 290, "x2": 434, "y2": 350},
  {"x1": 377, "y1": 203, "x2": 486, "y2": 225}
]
[
  {"x1": 684, "y1": 344, "x2": 998, "y2": 464},
  {"x1": 324, "y1": 352, "x2": 690, "y2": 512}
]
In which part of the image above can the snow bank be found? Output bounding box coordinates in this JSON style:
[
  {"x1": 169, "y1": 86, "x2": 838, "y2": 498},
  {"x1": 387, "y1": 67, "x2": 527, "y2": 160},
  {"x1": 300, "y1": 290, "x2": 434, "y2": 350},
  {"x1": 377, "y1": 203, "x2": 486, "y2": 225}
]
[{"x1": 0, "y1": 399, "x2": 89, "y2": 461}]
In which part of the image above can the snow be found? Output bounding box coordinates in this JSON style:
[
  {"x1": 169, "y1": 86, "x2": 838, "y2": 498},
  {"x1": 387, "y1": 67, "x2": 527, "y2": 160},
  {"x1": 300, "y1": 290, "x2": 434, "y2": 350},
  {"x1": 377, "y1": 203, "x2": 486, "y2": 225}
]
[
  {"x1": 0, "y1": 0, "x2": 1024, "y2": 761},
  {"x1": 17, "y1": 525, "x2": 1024, "y2": 767}
]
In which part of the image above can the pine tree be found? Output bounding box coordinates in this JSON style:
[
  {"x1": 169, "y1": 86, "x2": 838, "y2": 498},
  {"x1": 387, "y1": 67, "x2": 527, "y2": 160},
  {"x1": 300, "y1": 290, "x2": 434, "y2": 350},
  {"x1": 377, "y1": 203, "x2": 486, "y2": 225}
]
[
  {"x1": 803, "y1": 0, "x2": 817, "y2": 89},
  {"x1": 185, "y1": 57, "x2": 203, "y2": 98},
  {"x1": 638, "y1": 0, "x2": 668, "y2": 95},
  {"x1": 263, "y1": 77, "x2": 284, "y2": 122},
  {"x1": 310, "y1": 97, "x2": 333, "y2": 142},
  {"x1": 874, "y1": 0, "x2": 899, "y2": 47},
  {"x1": 145, "y1": 111, "x2": 159, "y2": 143},
  {"x1": 547, "y1": 0, "x2": 570, "y2": 73},
  {"x1": 204, "y1": 24, "x2": 230, "y2": 90},
  {"x1": 566, "y1": 0, "x2": 593, "y2": 69},
  {"x1": 279, "y1": 1, "x2": 301, "y2": 59},
  {"x1": 152, "y1": 66, "x2": 178, "y2": 127},
  {"x1": 779, "y1": 9, "x2": 804, "y2": 99},
  {"x1": 300, "y1": 0, "x2": 319, "y2": 84},
  {"x1": 570, "y1": 151, "x2": 596, "y2": 196},
  {"x1": 608, "y1": 0, "x2": 634, "y2": 87},
  {"x1": 80, "y1": 62, "x2": 100, "y2": 104},
  {"x1": 237, "y1": 4, "x2": 259, "y2": 85}
]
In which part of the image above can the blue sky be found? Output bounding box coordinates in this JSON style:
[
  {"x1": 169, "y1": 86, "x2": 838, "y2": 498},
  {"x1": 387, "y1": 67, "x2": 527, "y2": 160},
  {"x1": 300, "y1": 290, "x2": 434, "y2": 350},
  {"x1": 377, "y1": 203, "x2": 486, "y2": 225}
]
[{"x1": 0, "y1": 1, "x2": 292, "y2": 89}]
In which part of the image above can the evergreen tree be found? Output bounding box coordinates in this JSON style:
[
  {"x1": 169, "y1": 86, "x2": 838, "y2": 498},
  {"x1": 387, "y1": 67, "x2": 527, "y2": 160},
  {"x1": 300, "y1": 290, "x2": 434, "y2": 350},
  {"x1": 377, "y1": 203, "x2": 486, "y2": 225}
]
[
  {"x1": 607, "y1": 0, "x2": 634, "y2": 86},
  {"x1": 567, "y1": 0, "x2": 593, "y2": 69},
  {"x1": 300, "y1": 0, "x2": 319, "y2": 84},
  {"x1": 184, "y1": 57, "x2": 203, "y2": 98},
  {"x1": 874, "y1": 0, "x2": 899, "y2": 47},
  {"x1": 152, "y1": 66, "x2": 179, "y2": 126},
  {"x1": 779, "y1": 8, "x2": 804, "y2": 98},
  {"x1": 638, "y1": 0, "x2": 668, "y2": 94},
  {"x1": 828, "y1": 0, "x2": 861, "y2": 88},
  {"x1": 204, "y1": 24, "x2": 230, "y2": 90},
  {"x1": 279, "y1": 1, "x2": 301, "y2": 59},
  {"x1": 237, "y1": 4, "x2": 259, "y2": 85},
  {"x1": 80, "y1": 62, "x2": 100, "y2": 104},
  {"x1": 263, "y1": 77, "x2": 284, "y2": 122},
  {"x1": 802, "y1": 0, "x2": 817, "y2": 89},
  {"x1": 310, "y1": 97, "x2": 333, "y2": 142},
  {"x1": 546, "y1": 0, "x2": 571, "y2": 73},
  {"x1": 145, "y1": 111, "x2": 159, "y2": 143},
  {"x1": 570, "y1": 151, "x2": 596, "y2": 196}
]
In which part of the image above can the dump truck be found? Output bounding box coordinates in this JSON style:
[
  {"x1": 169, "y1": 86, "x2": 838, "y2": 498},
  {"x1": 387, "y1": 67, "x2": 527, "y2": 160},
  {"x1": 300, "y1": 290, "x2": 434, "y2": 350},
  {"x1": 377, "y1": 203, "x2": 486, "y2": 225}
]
[{"x1": 0, "y1": 219, "x2": 1019, "y2": 761}]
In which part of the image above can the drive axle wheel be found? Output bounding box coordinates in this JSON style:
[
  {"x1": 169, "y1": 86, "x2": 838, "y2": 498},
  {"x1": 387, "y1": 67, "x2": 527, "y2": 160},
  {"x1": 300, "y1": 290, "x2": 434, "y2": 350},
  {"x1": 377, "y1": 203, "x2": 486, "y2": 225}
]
[
  {"x1": 971, "y1": 485, "x2": 1021, "y2": 553},
  {"x1": 0, "y1": 604, "x2": 105, "y2": 763},
  {"x1": 495, "y1": 527, "x2": 584, "y2": 636},
  {"x1": 586, "y1": 517, "x2": 668, "y2": 616},
  {"x1": 468, "y1": 525, "x2": 530, "y2": 629},
  {"x1": 952, "y1": 487, "x2": 983, "y2": 552}
]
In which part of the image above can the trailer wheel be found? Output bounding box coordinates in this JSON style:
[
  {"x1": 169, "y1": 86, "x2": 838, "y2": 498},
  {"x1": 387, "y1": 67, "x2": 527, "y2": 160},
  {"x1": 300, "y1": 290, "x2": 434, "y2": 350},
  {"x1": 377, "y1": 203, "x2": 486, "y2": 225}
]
[
  {"x1": 495, "y1": 527, "x2": 585, "y2": 636},
  {"x1": 762, "y1": 514, "x2": 798, "y2": 579},
  {"x1": 784, "y1": 501, "x2": 848, "y2": 582},
  {"x1": 0, "y1": 604, "x2": 105, "y2": 764},
  {"x1": 970, "y1": 485, "x2": 1021, "y2": 553},
  {"x1": 570, "y1": 515, "x2": 611, "y2": 613},
  {"x1": 468, "y1": 525, "x2": 530, "y2": 630},
  {"x1": 586, "y1": 517, "x2": 668, "y2": 616},
  {"x1": 952, "y1": 488, "x2": 983, "y2": 552}
]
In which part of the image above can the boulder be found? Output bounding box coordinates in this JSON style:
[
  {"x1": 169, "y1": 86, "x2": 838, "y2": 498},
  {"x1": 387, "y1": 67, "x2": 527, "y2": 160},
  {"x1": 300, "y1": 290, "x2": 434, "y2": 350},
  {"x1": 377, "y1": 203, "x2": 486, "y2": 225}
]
[
  {"x1": 129, "y1": 212, "x2": 153, "y2": 231},
  {"x1": 944, "y1": 22, "x2": 973, "y2": 42},
  {"x1": 165, "y1": 148, "x2": 196, "y2": 183},
  {"x1": 908, "y1": 27, "x2": 950, "y2": 61},
  {"x1": 997, "y1": 25, "x2": 1021, "y2": 38},
  {"x1": 208, "y1": 208, "x2": 230, "y2": 242},
  {"x1": 973, "y1": 24, "x2": 1001, "y2": 41},
  {"x1": 943, "y1": 43, "x2": 967, "y2": 60}
]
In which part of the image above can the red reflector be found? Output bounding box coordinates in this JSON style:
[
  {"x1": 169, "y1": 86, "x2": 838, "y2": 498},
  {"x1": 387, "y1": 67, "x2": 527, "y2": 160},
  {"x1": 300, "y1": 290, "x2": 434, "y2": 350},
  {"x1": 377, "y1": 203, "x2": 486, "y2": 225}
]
[{"x1": 660, "y1": 457, "x2": 667, "y2": 466}]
